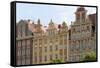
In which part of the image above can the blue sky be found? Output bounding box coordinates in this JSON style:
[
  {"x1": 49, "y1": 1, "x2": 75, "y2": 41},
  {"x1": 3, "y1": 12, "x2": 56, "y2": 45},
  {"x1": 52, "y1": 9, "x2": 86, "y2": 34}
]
[{"x1": 16, "y1": 3, "x2": 96, "y2": 26}]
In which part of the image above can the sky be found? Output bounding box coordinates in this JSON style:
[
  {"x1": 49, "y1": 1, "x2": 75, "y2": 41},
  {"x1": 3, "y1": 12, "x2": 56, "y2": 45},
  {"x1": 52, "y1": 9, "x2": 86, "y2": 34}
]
[{"x1": 16, "y1": 3, "x2": 96, "y2": 26}]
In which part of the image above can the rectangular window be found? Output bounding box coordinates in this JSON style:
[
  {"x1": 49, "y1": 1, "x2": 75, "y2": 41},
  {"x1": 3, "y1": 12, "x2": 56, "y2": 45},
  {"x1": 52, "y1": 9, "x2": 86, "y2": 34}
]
[
  {"x1": 34, "y1": 47, "x2": 37, "y2": 51},
  {"x1": 39, "y1": 47, "x2": 42, "y2": 56},
  {"x1": 50, "y1": 39, "x2": 53, "y2": 43},
  {"x1": 17, "y1": 50, "x2": 21, "y2": 56},
  {"x1": 26, "y1": 49, "x2": 30, "y2": 55},
  {"x1": 44, "y1": 38, "x2": 47, "y2": 44},
  {"x1": 64, "y1": 49, "x2": 67, "y2": 55},
  {"x1": 59, "y1": 36, "x2": 63, "y2": 45},
  {"x1": 45, "y1": 46, "x2": 47, "y2": 52},
  {"x1": 55, "y1": 45, "x2": 58, "y2": 51},
  {"x1": 22, "y1": 56, "x2": 25, "y2": 65},
  {"x1": 34, "y1": 39, "x2": 37, "y2": 45},
  {"x1": 17, "y1": 56, "x2": 21, "y2": 65},
  {"x1": 45, "y1": 55, "x2": 47, "y2": 61},
  {"x1": 22, "y1": 49, "x2": 25, "y2": 56},
  {"x1": 27, "y1": 40, "x2": 30, "y2": 48},
  {"x1": 50, "y1": 46, "x2": 52, "y2": 52},
  {"x1": 22, "y1": 26, "x2": 26, "y2": 37},
  {"x1": 26, "y1": 59, "x2": 30, "y2": 64},
  {"x1": 50, "y1": 55, "x2": 52, "y2": 60},
  {"x1": 26, "y1": 55, "x2": 30, "y2": 60},
  {"x1": 55, "y1": 54, "x2": 58, "y2": 59},
  {"x1": 60, "y1": 49, "x2": 63, "y2": 57},
  {"x1": 17, "y1": 41, "x2": 21, "y2": 48},
  {"x1": 34, "y1": 56, "x2": 37, "y2": 63},
  {"x1": 22, "y1": 40, "x2": 25, "y2": 47},
  {"x1": 39, "y1": 39, "x2": 42, "y2": 45},
  {"x1": 17, "y1": 59, "x2": 21, "y2": 65},
  {"x1": 64, "y1": 39, "x2": 67, "y2": 44},
  {"x1": 56, "y1": 38, "x2": 58, "y2": 42},
  {"x1": 39, "y1": 56, "x2": 42, "y2": 62},
  {"x1": 64, "y1": 55, "x2": 67, "y2": 61}
]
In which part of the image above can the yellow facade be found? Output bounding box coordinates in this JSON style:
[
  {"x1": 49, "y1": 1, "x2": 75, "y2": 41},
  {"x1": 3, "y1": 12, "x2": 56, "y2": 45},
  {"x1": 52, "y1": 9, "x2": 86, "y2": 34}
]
[{"x1": 32, "y1": 20, "x2": 69, "y2": 64}]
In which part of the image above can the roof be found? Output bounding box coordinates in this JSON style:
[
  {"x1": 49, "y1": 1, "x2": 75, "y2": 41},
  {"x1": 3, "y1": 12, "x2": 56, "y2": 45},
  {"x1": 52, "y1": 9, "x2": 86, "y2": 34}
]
[{"x1": 88, "y1": 13, "x2": 96, "y2": 25}]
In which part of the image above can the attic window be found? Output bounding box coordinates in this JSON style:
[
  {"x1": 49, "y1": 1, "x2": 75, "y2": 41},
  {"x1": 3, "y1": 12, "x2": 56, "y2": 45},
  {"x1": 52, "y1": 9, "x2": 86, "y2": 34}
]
[{"x1": 87, "y1": 26, "x2": 89, "y2": 30}]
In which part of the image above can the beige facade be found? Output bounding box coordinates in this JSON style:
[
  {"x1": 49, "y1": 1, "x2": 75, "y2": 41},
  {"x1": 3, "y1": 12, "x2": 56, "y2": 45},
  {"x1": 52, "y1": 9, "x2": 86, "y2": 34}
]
[
  {"x1": 16, "y1": 7, "x2": 97, "y2": 65},
  {"x1": 68, "y1": 7, "x2": 96, "y2": 62},
  {"x1": 32, "y1": 19, "x2": 69, "y2": 64}
]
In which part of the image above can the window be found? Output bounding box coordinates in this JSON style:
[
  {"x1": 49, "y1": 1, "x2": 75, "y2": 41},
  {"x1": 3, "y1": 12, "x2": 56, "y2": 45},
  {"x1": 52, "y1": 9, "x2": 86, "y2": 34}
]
[
  {"x1": 17, "y1": 41, "x2": 21, "y2": 48},
  {"x1": 56, "y1": 38, "x2": 58, "y2": 42},
  {"x1": 64, "y1": 35, "x2": 67, "y2": 43},
  {"x1": 17, "y1": 56, "x2": 21, "y2": 60},
  {"x1": 60, "y1": 49, "x2": 63, "y2": 56},
  {"x1": 55, "y1": 45, "x2": 58, "y2": 51},
  {"x1": 27, "y1": 46, "x2": 30, "y2": 50},
  {"x1": 26, "y1": 59, "x2": 30, "y2": 64},
  {"x1": 82, "y1": 13, "x2": 85, "y2": 21},
  {"x1": 17, "y1": 56, "x2": 21, "y2": 65},
  {"x1": 17, "y1": 50, "x2": 21, "y2": 56},
  {"x1": 76, "y1": 14, "x2": 80, "y2": 21},
  {"x1": 27, "y1": 40, "x2": 31, "y2": 49},
  {"x1": 45, "y1": 46, "x2": 47, "y2": 52},
  {"x1": 49, "y1": 31, "x2": 51, "y2": 35},
  {"x1": 92, "y1": 26, "x2": 95, "y2": 33},
  {"x1": 22, "y1": 40, "x2": 25, "y2": 47},
  {"x1": 20, "y1": 25, "x2": 22, "y2": 37},
  {"x1": 70, "y1": 45, "x2": 74, "y2": 53},
  {"x1": 39, "y1": 56, "x2": 42, "y2": 62},
  {"x1": 21, "y1": 41, "x2": 25, "y2": 51},
  {"x1": 39, "y1": 39, "x2": 42, "y2": 45},
  {"x1": 55, "y1": 54, "x2": 58, "y2": 59},
  {"x1": 64, "y1": 39, "x2": 67, "y2": 44},
  {"x1": 27, "y1": 40, "x2": 30, "y2": 46},
  {"x1": 45, "y1": 55, "x2": 47, "y2": 61},
  {"x1": 22, "y1": 56, "x2": 25, "y2": 65},
  {"x1": 73, "y1": 28, "x2": 75, "y2": 32},
  {"x1": 39, "y1": 47, "x2": 42, "y2": 51},
  {"x1": 22, "y1": 26, "x2": 26, "y2": 37},
  {"x1": 22, "y1": 49, "x2": 25, "y2": 56},
  {"x1": 64, "y1": 49, "x2": 67, "y2": 55},
  {"x1": 44, "y1": 38, "x2": 47, "y2": 44},
  {"x1": 22, "y1": 45, "x2": 25, "y2": 50},
  {"x1": 34, "y1": 52, "x2": 37, "y2": 56},
  {"x1": 34, "y1": 56, "x2": 37, "y2": 63},
  {"x1": 50, "y1": 38, "x2": 53, "y2": 43},
  {"x1": 50, "y1": 55, "x2": 52, "y2": 60},
  {"x1": 17, "y1": 59, "x2": 21, "y2": 65},
  {"x1": 64, "y1": 55, "x2": 67, "y2": 60},
  {"x1": 87, "y1": 26, "x2": 90, "y2": 30},
  {"x1": 26, "y1": 49, "x2": 30, "y2": 55},
  {"x1": 34, "y1": 47, "x2": 37, "y2": 51},
  {"x1": 59, "y1": 39, "x2": 63, "y2": 45},
  {"x1": 26, "y1": 55, "x2": 30, "y2": 59},
  {"x1": 34, "y1": 39, "x2": 37, "y2": 45},
  {"x1": 39, "y1": 47, "x2": 42, "y2": 55},
  {"x1": 50, "y1": 46, "x2": 52, "y2": 52}
]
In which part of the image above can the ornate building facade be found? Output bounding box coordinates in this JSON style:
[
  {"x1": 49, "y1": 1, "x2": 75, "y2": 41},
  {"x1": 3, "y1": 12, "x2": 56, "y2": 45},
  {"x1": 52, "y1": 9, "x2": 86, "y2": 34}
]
[
  {"x1": 16, "y1": 20, "x2": 34, "y2": 65},
  {"x1": 32, "y1": 19, "x2": 69, "y2": 64},
  {"x1": 16, "y1": 7, "x2": 97, "y2": 65},
  {"x1": 16, "y1": 19, "x2": 69, "y2": 65},
  {"x1": 68, "y1": 7, "x2": 96, "y2": 62}
]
